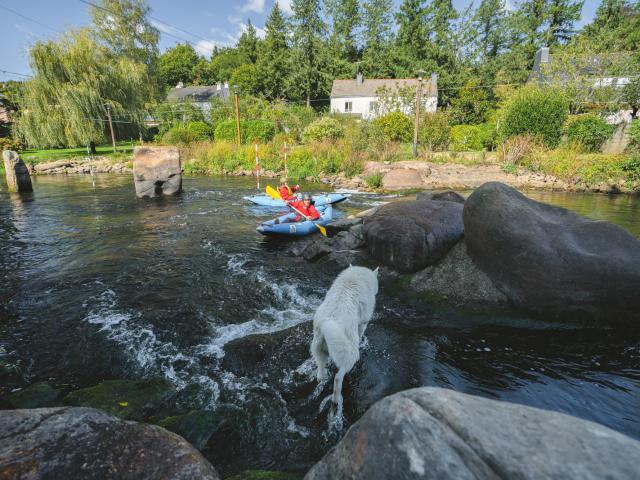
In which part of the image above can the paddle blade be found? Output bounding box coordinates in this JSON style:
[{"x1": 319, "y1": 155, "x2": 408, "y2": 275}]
[
  {"x1": 316, "y1": 224, "x2": 327, "y2": 237},
  {"x1": 266, "y1": 185, "x2": 281, "y2": 200}
]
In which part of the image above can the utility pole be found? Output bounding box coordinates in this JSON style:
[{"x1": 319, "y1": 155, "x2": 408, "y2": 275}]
[
  {"x1": 233, "y1": 85, "x2": 241, "y2": 146},
  {"x1": 283, "y1": 141, "x2": 288, "y2": 177},
  {"x1": 255, "y1": 143, "x2": 260, "y2": 190},
  {"x1": 105, "y1": 104, "x2": 116, "y2": 153},
  {"x1": 412, "y1": 70, "x2": 426, "y2": 158}
]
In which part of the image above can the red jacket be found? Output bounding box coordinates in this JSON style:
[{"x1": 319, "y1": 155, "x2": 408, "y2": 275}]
[
  {"x1": 279, "y1": 184, "x2": 300, "y2": 201},
  {"x1": 289, "y1": 201, "x2": 320, "y2": 221}
]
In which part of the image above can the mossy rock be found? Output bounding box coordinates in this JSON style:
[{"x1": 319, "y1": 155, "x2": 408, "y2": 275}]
[
  {"x1": 63, "y1": 378, "x2": 175, "y2": 421},
  {"x1": 225, "y1": 471, "x2": 304, "y2": 480},
  {"x1": 4, "y1": 382, "x2": 60, "y2": 409},
  {"x1": 157, "y1": 410, "x2": 222, "y2": 450}
]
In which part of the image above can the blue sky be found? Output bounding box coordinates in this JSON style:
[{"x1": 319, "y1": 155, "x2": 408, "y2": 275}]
[{"x1": 0, "y1": 0, "x2": 600, "y2": 81}]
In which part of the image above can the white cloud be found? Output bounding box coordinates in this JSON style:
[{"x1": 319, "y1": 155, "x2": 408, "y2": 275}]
[
  {"x1": 277, "y1": 0, "x2": 293, "y2": 15},
  {"x1": 241, "y1": 0, "x2": 266, "y2": 13},
  {"x1": 195, "y1": 40, "x2": 216, "y2": 57}
]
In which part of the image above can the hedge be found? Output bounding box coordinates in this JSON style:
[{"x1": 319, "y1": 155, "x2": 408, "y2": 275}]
[
  {"x1": 564, "y1": 115, "x2": 614, "y2": 152},
  {"x1": 214, "y1": 120, "x2": 276, "y2": 144}
]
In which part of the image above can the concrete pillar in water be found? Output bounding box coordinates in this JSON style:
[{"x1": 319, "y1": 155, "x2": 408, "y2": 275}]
[
  {"x1": 3, "y1": 150, "x2": 33, "y2": 193},
  {"x1": 132, "y1": 146, "x2": 182, "y2": 198}
]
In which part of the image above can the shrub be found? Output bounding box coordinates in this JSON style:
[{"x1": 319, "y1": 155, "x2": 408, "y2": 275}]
[
  {"x1": 419, "y1": 111, "x2": 450, "y2": 151},
  {"x1": 162, "y1": 121, "x2": 213, "y2": 144},
  {"x1": 302, "y1": 117, "x2": 344, "y2": 143},
  {"x1": 0, "y1": 136, "x2": 25, "y2": 152},
  {"x1": 365, "y1": 172, "x2": 383, "y2": 189},
  {"x1": 372, "y1": 111, "x2": 412, "y2": 142},
  {"x1": 214, "y1": 120, "x2": 275, "y2": 144},
  {"x1": 499, "y1": 86, "x2": 569, "y2": 147},
  {"x1": 498, "y1": 134, "x2": 544, "y2": 165},
  {"x1": 564, "y1": 115, "x2": 614, "y2": 152},
  {"x1": 449, "y1": 124, "x2": 495, "y2": 151},
  {"x1": 621, "y1": 152, "x2": 640, "y2": 182},
  {"x1": 628, "y1": 120, "x2": 640, "y2": 150}
]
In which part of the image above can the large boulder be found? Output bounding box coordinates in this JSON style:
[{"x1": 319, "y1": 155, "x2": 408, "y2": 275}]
[
  {"x1": 410, "y1": 240, "x2": 508, "y2": 307},
  {"x1": 463, "y1": 182, "x2": 640, "y2": 322},
  {"x1": 133, "y1": 146, "x2": 182, "y2": 198},
  {"x1": 382, "y1": 168, "x2": 426, "y2": 190},
  {"x1": 363, "y1": 200, "x2": 464, "y2": 272},
  {"x1": 3, "y1": 382, "x2": 60, "y2": 409},
  {"x1": 2, "y1": 150, "x2": 32, "y2": 193},
  {"x1": 305, "y1": 387, "x2": 640, "y2": 480},
  {"x1": 416, "y1": 190, "x2": 465, "y2": 204},
  {"x1": 0, "y1": 407, "x2": 220, "y2": 479}
]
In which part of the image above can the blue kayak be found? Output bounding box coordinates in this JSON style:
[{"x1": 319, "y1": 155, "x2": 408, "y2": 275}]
[
  {"x1": 257, "y1": 206, "x2": 333, "y2": 237},
  {"x1": 244, "y1": 192, "x2": 349, "y2": 208}
]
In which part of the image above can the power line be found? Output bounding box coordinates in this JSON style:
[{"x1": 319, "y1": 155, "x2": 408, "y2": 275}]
[
  {"x1": 77, "y1": 0, "x2": 206, "y2": 50},
  {"x1": 0, "y1": 69, "x2": 32, "y2": 78},
  {"x1": 0, "y1": 3, "x2": 61, "y2": 34}
]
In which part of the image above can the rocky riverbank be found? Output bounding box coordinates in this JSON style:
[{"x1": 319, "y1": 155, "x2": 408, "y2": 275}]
[{"x1": 17, "y1": 154, "x2": 635, "y2": 194}]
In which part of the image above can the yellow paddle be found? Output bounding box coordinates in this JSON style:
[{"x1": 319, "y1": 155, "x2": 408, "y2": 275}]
[{"x1": 266, "y1": 185, "x2": 281, "y2": 200}]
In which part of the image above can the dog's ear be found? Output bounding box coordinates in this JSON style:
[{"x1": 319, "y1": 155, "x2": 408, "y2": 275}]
[{"x1": 373, "y1": 266, "x2": 379, "y2": 277}]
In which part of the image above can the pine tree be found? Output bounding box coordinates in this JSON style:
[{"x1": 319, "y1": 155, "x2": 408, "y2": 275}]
[
  {"x1": 395, "y1": 0, "x2": 427, "y2": 62},
  {"x1": 581, "y1": 0, "x2": 640, "y2": 51},
  {"x1": 545, "y1": 0, "x2": 583, "y2": 46},
  {"x1": 424, "y1": 0, "x2": 458, "y2": 66},
  {"x1": 325, "y1": 0, "x2": 360, "y2": 62},
  {"x1": 472, "y1": 0, "x2": 507, "y2": 61},
  {"x1": 237, "y1": 19, "x2": 259, "y2": 64},
  {"x1": 361, "y1": 0, "x2": 395, "y2": 77},
  {"x1": 256, "y1": 3, "x2": 290, "y2": 99},
  {"x1": 291, "y1": 0, "x2": 327, "y2": 106}
]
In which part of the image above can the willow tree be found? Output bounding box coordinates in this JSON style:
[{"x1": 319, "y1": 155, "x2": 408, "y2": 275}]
[{"x1": 16, "y1": 30, "x2": 152, "y2": 151}]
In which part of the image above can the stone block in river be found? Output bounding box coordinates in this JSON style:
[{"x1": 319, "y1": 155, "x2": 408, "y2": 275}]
[
  {"x1": 3, "y1": 150, "x2": 33, "y2": 193},
  {"x1": 363, "y1": 199, "x2": 464, "y2": 272},
  {"x1": 133, "y1": 146, "x2": 182, "y2": 198},
  {"x1": 305, "y1": 387, "x2": 640, "y2": 480},
  {"x1": 463, "y1": 182, "x2": 640, "y2": 322},
  {"x1": 0, "y1": 407, "x2": 220, "y2": 479}
]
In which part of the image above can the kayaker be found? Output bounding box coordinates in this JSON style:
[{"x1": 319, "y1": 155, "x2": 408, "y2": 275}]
[
  {"x1": 279, "y1": 177, "x2": 300, "y2": 202},
  {"x1": 276, "y1": 194, "x2": 320, "y2": 223}
]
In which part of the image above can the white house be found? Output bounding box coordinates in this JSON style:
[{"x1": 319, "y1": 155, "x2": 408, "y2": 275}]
[
  {"x1": 330, "y1": 73, "x2": 438, "y2": 119},
  {"x1": 166, "y1": 82, "x2": 231, "y2": 114}
]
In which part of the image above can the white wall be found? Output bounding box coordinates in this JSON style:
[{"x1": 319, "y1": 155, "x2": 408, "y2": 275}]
[{"x1": 331, "y1": 95, "x2": 437, "y2": 119}]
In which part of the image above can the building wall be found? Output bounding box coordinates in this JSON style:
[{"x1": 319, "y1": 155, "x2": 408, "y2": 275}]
[{"x1": 330, "y1": 96, "x2": 437, "y2": 119}]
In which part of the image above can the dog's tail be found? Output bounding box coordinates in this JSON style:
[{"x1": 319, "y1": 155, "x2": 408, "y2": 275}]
[{"x1": 320, "y1": 319, "x2": 359, "y2": 373}]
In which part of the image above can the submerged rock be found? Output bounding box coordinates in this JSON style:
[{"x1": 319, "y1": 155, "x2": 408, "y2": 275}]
[
  {"x1": 410, "y1": 240, "x2": 507, "y2": 307},
  {"x1": 133, "y1": 146, "x2": 182, "y2": 198},
  {"x1": 3, "y1": 382, "x2": 60, "y2": 409},
  {"x1": 158, "y1": 410, "x2": 223, "y2": 450},
  {"x1": 0, "y1": 407, "x2": 219, "y2": 479},
  {"x1": 305, "y1": 387, "x2": 640, "y2": 480},
  {"x1": 363, "y1": 199, "x2": 464, "y2": 272},
  {"x1": 464, "y1": 182, "x2": 640, "y2": 322},
  {"x1": 63, "y1": 378, "x2": 176, "y2": 421}
]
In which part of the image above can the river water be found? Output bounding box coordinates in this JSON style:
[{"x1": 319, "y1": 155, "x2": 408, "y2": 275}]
[{"x1": 1, "y1": 175, "x2": 639, "y2": 475}]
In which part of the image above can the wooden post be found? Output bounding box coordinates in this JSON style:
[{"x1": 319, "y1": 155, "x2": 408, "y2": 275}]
[
  {"x1": 412, "y1": 74, "x2": 425, "y2": 158},
  {"x1": 234, "y1": 91, "x2": 241, "y2": 146},
  {"x1": 255, "y1": 143, "x2": 260, "y2": 190},
  {"x1": 284, "y1": 141, "x2": 288, "y2": 176},
  {"x1": 106, "y1": 104, "x2": 116, "y2": 153}
]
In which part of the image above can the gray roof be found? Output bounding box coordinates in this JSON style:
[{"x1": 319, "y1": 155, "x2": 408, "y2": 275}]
[
  {"x1": 166, "y1": 85, "x2": 230, "y2": 102},
  {"x1": 331, "y1": 77, "x2": 437, "y2": 98}
]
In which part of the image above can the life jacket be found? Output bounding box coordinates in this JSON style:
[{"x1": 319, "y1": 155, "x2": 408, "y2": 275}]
[
  {"x1": 279, "y1": 185, "x2": 293, "y2": 201},
  {"x1": 289, "y1": 201, "x2": 320, "y2": 221}
]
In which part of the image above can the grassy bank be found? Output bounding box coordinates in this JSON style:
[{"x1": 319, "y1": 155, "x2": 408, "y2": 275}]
[{"x1": 20, "y1": 141, "x2": 134, "y2": 163}]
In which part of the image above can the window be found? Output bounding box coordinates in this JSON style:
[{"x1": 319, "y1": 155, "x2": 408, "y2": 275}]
[
  {"x1": 344, "y1": 101, "x2": 352, "y2": 113},
  {"x1": 369, "y1": 101, "x2": 378, "y2": 112}
]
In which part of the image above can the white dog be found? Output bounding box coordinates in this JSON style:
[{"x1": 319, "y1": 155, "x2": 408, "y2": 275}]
[{"x1": 311, "y1": 265, "x2": 379, "y2": 407}]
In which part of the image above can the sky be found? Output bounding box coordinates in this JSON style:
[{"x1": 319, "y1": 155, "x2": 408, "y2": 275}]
[{"x1": 0, "y1": 0, "x2": 601, "y2": 81}]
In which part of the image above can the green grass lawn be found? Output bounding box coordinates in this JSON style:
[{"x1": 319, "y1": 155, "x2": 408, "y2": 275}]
[{"x1": 20, "y1": 141, "x2": 136, "y2": 163}]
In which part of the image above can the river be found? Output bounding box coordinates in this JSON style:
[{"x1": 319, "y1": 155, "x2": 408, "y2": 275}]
[{"x1": 1, "y1": 175, "x2": 639, "y2": 476}]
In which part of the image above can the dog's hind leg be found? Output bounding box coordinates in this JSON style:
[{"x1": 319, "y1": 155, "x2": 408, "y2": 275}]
[
  {"x1": 311, "y1": 329, "x2": 329, "y2": 382},
  {"x1": 332, "y1": 367, "x2": 348, "y2": 406}
]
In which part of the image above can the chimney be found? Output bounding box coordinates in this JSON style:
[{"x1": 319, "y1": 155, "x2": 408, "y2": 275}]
[
  {"x1": 356, "y1": 72, "x2": 363, "y2": 85},
  {"x1": 176, "y1": 81, "x2": 184, "y2": 88},
  {"x1": 533, "y1": 46, "x2": 551, "y2": 75},
  {"x1": 429, "y1": 72, "x2": 438, "y2": 97}
]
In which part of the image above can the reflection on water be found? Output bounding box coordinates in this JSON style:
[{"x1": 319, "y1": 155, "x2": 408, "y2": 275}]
[{"x1": 0, "y1": 175, "x2": 639, "y2": 474}]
